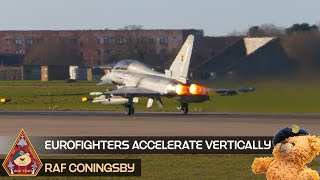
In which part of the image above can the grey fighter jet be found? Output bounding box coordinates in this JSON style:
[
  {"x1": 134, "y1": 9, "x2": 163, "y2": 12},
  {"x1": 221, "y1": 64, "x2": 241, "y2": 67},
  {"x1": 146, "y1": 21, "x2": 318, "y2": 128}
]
[{"x1": 83, "y1": 35, "x2": 254, "y2": 115}]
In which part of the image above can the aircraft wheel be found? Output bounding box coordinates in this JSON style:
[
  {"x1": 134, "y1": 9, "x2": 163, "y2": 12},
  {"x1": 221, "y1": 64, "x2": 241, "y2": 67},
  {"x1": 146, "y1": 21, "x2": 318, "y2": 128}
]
[
  {"x1": 180, "y1": 103, "x2": 189, "y2": 115},
  {"x1": 125, "y1": 105, "x2": 133, "y2": 116}
]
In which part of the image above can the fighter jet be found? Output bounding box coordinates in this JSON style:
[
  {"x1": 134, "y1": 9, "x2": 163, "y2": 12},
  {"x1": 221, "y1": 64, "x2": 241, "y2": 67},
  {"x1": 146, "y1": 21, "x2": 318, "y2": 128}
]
[{"x1": 83, "y1": 35, "x2": 254, "y2": 115}]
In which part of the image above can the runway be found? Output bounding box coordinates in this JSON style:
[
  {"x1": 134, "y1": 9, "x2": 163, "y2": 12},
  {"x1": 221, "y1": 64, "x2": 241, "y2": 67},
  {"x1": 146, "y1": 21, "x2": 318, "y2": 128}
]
[{"x1": 0, "y1": 111, "x2": 319, "y2": 136}]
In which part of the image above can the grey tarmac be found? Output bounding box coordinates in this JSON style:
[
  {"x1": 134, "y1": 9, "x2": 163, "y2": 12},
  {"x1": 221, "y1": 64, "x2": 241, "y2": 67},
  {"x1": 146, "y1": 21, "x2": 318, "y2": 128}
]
[{"x1": 0, "y1": 111, "x2": 319, "y2": 136}]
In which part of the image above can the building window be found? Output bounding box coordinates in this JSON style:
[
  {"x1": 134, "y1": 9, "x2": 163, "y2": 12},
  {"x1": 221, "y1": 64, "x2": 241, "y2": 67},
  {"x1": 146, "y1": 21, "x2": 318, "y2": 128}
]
[
  {"x1": 96, "y1": 37, "x2": 101, "y2": 44},
  {"x1": 35, "y1": 39, "x2": 43, "y2": 44},
  {"x1": 96, "y1": 49, "x2": 101, "y2": 56},
  {"x1": 159, "y1": 36, "x2": 168, "y2": 44},
  {"x1": 104, "y1": 49, "x2": 112, "y2": 55},
  {"x1": 70, "y1": 38, "x2": 77, "y2": 44},
  {"x1": 149, "y1": 49, "x2": 156, "y2": 54},
  {"x1": 148, "y1": 38, "x2": 155, "y2": 44},
  {"x1": 116, "y1": 37, "x2": 126, "y2": 44},
  {"x1": 15, "y1": 39, "x2": 22, "y2": 45},
  {"x1": 15, "y1": 50, "x2": 23, "y2": 54},
  {"x1": 160, "y1": 48, "x2": 167, "y2": 55},
  {"x1": 26, "y1": 39, "x2": 33, "y2": 45},
  {"x1": 103, "y1": 37, "x2": 113, "y2": 44}
]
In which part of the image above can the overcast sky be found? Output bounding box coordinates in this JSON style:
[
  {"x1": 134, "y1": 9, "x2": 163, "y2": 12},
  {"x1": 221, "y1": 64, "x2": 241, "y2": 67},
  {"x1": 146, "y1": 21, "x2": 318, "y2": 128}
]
[{"x1": 0, "y1": 0, "x2": 319, "y2": 36}]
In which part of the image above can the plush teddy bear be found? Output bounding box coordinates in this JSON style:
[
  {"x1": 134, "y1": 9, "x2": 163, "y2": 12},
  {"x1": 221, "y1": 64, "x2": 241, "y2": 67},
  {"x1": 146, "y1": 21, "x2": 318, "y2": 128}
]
[{"x1": 252, "y1": 125, "x2": 320, "y2": 180}]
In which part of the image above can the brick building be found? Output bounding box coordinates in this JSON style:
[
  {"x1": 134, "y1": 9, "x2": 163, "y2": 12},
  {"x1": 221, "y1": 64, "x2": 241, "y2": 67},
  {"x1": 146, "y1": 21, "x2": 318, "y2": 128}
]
[{"x1": 0, "y1": 29, "x2": 203, "y2": 66}]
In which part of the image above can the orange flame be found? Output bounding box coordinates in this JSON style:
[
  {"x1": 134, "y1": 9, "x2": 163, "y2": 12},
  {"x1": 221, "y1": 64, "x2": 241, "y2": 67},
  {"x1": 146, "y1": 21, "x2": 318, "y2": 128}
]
[
  {"x1": 175, "y1": 84, "x2": 208, "y2": 95},
  {"x1": 176, "y1": 84, "x2": 189, "y2": 95},
  {"x1": 189, "y1": 84, "x2": 207, "y2": 95}
]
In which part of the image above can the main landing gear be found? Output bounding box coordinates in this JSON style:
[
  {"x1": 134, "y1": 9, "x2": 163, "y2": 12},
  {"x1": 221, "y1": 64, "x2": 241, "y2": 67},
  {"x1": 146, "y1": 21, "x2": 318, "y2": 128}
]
[
  {"x1": 178, "y1": 103, "x2": 189, "y2": 115},
  {"x1": 125, "y1": 104, "x2": 135, "y2": 115}
]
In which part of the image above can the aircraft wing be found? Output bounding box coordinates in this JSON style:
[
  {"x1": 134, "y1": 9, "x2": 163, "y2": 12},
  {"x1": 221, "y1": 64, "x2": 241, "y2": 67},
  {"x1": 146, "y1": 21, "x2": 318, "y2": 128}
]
[
  {"x1": 211, "y1": 87, "x2": 255, "y2": 96},
  {"x1": 97, "y1": 79, "x2": 113, "y2": 86},
  {"x1": 103, "y1": 87, "x2": 160, "y2": 96}
]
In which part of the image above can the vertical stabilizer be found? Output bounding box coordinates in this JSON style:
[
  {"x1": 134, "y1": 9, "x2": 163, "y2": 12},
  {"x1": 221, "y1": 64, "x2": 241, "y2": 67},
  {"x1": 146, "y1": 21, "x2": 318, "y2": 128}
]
[{"x1": 167, "y1": 35, "x2": 194, "y2": 84}]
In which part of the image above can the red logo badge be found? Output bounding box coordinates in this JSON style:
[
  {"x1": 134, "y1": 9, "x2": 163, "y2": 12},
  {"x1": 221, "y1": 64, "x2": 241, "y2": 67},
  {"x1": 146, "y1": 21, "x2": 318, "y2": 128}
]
[{"x1": 2, "y1": 129, "x2": 42, "y2": 176}]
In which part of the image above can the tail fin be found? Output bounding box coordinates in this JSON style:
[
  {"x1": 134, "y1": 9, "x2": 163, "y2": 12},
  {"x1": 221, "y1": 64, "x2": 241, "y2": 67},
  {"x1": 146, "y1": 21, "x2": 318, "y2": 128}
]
[{"x1": 166, "y1": 35, "x2": 194, "y2": 84}]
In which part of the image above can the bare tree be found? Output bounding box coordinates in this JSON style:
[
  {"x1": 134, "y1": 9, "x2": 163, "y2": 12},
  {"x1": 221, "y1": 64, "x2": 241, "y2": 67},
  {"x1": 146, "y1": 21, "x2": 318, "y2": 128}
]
[
  {"x1": 259, "y1": 24, "x2": 285, "y2": 36},
  {"x1": 109, "y1": 28, "x2": 168, "y2": 67},
  {"x1": 281, "y1": 31, "x2": 320, "y2": 73},
  {"x1": 247, "y1": 26, "x2": 265, "y2": 37},
  {"x1": 227, "y1": 29, "x2": 246, "y2": 36},
  {"x1": 286, "y1": 23, "x2": 319, "y2": 34},
  {"x1": 246, "y1": 24, "x2": 285, "y2": 37},
  {"x1": 121, "y1": 25, "x2": 143, "y2": 30},
  {"x1": 23, "y1": 39, "x2": 83, "y2": 65}
]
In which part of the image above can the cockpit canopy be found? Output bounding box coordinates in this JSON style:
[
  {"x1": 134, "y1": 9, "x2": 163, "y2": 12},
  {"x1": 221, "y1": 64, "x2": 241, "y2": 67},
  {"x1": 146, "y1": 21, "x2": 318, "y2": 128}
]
[
  {"x1": 112, "y1": 59, "x2": 161, "y2": 75},
  {"x1": 112, "y1": 60, "x2": 136, "y2": 70}
]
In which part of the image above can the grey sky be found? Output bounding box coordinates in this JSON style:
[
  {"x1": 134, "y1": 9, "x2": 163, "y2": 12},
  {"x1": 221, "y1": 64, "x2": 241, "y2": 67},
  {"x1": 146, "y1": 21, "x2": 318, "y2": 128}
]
[{"x1": 0, "y1": 0, "x2": 319, "y2": 36}]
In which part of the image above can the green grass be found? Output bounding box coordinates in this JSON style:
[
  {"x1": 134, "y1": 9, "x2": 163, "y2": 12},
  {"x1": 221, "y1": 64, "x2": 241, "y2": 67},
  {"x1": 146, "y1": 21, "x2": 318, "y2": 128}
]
[
  {"x1": 1, "y1": 80, "x2": 320, "y2": 113},
  {"x1": 1, "y1": 154, "x2": 320, "y2": 179},
  {"x1": 188, "y1": 80, "x2": 320, "y2": 113},
  {"x1": 1, "y1": 80, "x2": 320, "y2": 179}
]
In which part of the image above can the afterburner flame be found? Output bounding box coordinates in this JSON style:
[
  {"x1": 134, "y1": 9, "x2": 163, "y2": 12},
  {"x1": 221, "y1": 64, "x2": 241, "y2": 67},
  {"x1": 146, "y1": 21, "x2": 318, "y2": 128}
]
[
  {"x1": 174, "y1": 84, "x2": 208, "y2": 95},
  {"x1": 175, "y1": 84, "x2": 189, "y2": 95},
  {"x1": 189, "y1": 84, "x2": 207, "y2": 95}
]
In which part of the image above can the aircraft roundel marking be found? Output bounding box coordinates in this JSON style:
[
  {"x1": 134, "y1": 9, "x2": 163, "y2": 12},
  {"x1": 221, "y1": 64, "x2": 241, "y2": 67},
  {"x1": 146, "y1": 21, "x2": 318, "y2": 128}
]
[{"x1": 181, "y1": 51, "x2": 185, "y2": 62}]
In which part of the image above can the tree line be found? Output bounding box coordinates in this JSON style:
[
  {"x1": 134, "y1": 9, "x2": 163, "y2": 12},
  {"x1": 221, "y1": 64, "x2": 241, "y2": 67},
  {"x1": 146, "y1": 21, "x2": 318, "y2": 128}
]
[
  {"x1": 228, "y1": 23, "x2": 320, "y2": 76},
  {"x1": 23, "y1": 23, "x2": 320, "y2": 76},
  {"x1": 23, "y1": 25, "x2": 175, "y2": 69}
]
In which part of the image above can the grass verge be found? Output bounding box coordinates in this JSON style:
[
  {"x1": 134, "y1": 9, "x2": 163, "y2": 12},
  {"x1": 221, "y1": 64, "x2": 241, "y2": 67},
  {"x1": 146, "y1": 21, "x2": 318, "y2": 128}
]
[{"x1": 1, "y1": 80, "x2": 320, "y2": 113}]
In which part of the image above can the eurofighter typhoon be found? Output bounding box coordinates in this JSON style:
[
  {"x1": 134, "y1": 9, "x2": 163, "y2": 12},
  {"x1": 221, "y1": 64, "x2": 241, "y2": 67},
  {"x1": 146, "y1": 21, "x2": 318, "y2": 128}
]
[{"x1": 83, "y1": 35, "x2": 254, "y2": 115}]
